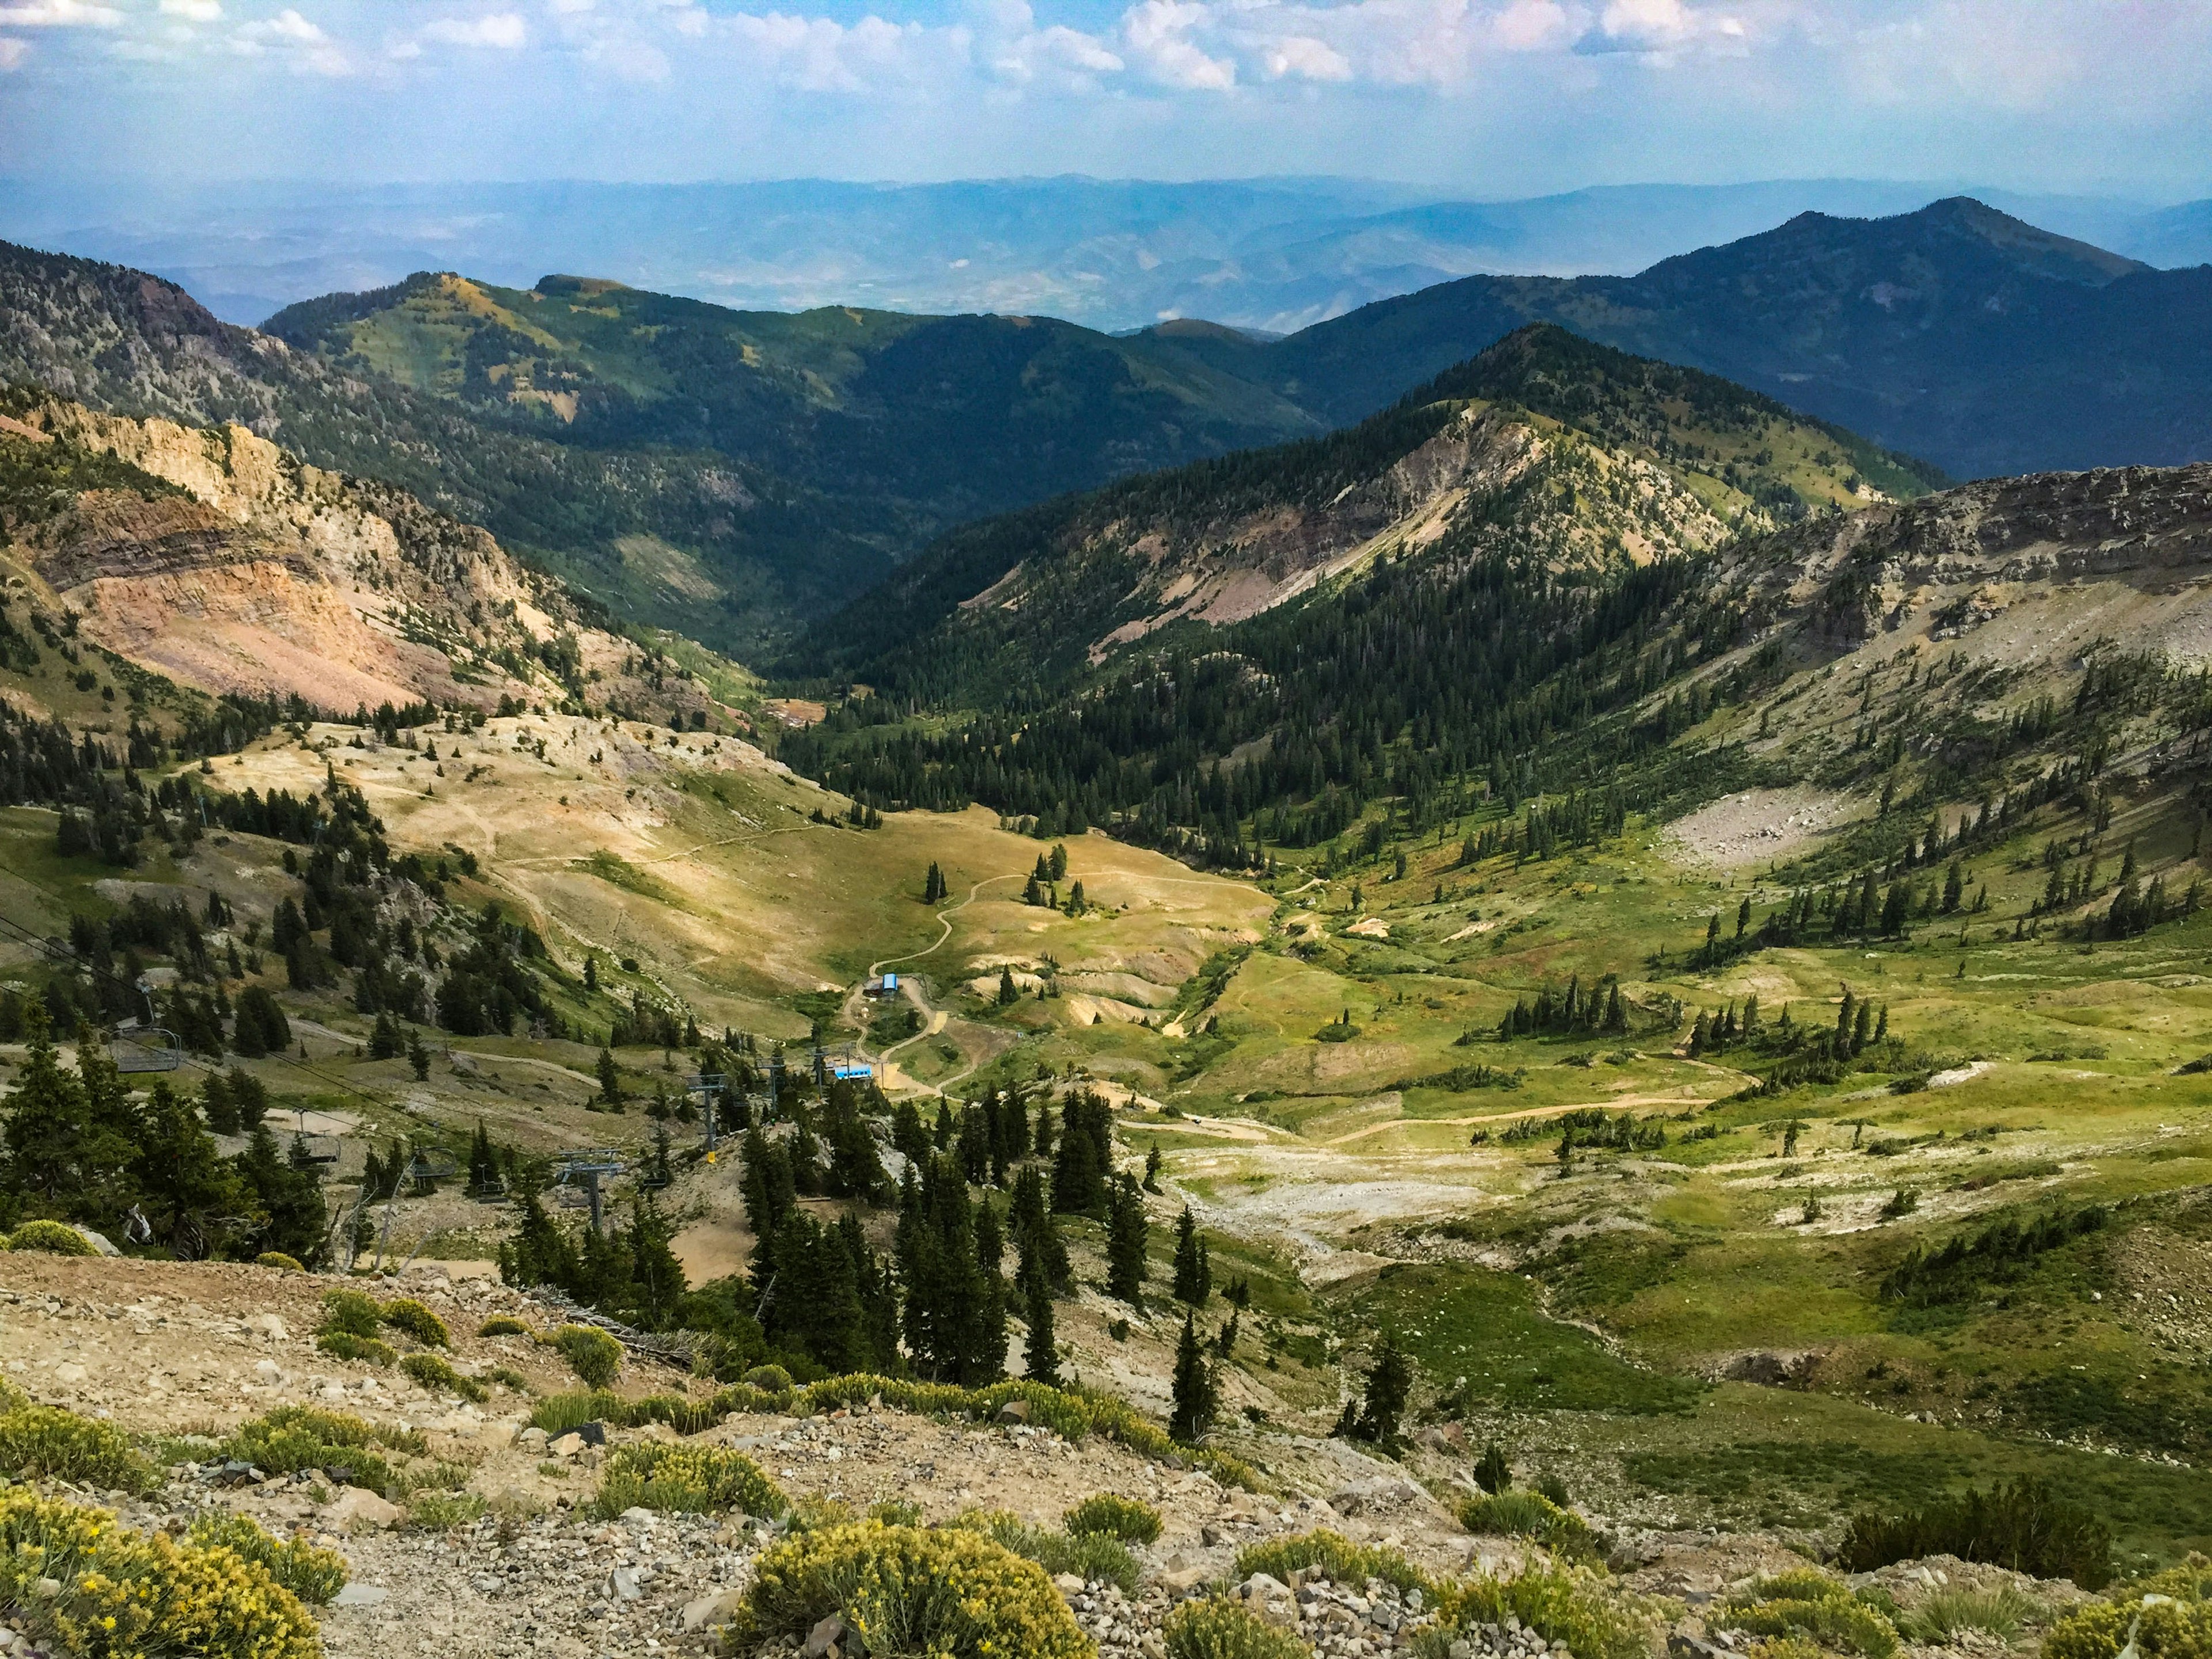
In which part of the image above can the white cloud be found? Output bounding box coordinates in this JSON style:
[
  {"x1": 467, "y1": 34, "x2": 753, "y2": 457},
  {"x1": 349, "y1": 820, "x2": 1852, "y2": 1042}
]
[
  {"x1": 158, "y1": 0, "x2": 222, "y2": 20},
  {"x1": 423, "y1": 12, "x2": 527, "y2": 47},
  {"x1": 1576, "y1": 0, "x2": 1746, "y2": 56},
  {"x1": 0, "y1": 33, "x2": 24, "y2": 63},
  {"x1": 1121, "y1": 0, "x2": 1232, "y2": 88},
  {"x1": 1259, "y1": 33, "x2": 1349, "y2": 79},
  {"x1": 232, "y1": 7, "x2": 349, "y2": 72},
  {"x1": 0, "y1": 1, "x2": 121, "y2": 24}
]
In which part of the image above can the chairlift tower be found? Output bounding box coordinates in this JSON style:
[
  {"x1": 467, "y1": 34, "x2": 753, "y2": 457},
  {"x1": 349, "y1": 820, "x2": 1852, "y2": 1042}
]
[
  {"x1": 552, "y1": 1149, "x2": 624, "y2": 1233},
  {"x1": 684, "y1": 1072, "x2": 724, "y2": 1153}
]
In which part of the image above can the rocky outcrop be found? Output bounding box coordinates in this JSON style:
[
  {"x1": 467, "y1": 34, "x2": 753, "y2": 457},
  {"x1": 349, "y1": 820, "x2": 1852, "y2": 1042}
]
[{"x1": 1, "y1": 391, "x2": 629, "y2": 713}]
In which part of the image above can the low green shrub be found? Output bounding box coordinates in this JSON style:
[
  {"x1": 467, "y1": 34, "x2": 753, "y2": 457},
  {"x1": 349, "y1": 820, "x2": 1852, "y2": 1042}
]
[
  {"x1": 186, "y1": 1511, "x2": 349, "y2": 1605},
  {"x1": 732, "y1": 1520, "x2": 1092, "y2": 1659},
  {"x1": 1714, "y1": 1570, "x2": 1899, "y2": 1659},
  {"x1": 319, "y1": 1286, "x2": 385, "y2": 1338},
  {"x1": 315, "y1": 1331, "x2": 396, "y2": 1366},
  {"x1": 0, "y1": 1491, "x2": 322, "y2": 1659},
  {"x1": 1900, "y1": 1587, "x2": 2045, "y2": 1645},
  {"x1": 554, "y1": 1324, "x2": 624, "y2": 1388},
  {"x1": 870, "y1": 1499, "x2": 923, "y2": 1527},
  {"x1": 488, "y1": 1366, "x2": 531, "y2": 1393},
  {"x1": 1165, "y1": 1597, "x2": 1313, "y2": 1659},
  {"x1": 624, "y1": 1392, "x2": 726, "y2": 1435},
  {"x1": 478, "y1": 1315, "x2": 533, "y2": 1338},
  {"x1": 0, "y1": 1399, "x2": 158, "y2": 1491},
  {"x1": 400, "y1": 1353, "x2": 489, "y2": 1403},
  {"x1": 590, "y1": 1442, "x2": 789, "y2": 1519},
  {"x1": 381, "y1": 1298, "x2": 452, "y2": 1349},
  {"x1": 1457, "y1": 1491, "x2": 1602, "y2": 1566},
  {"x1": 1436, "y1": 1566, "x2": 1657, "y2": 1659},
  {"x1": 225, "y1": 1405, "x2": 425, "y2": 1494},
  {"x1": 5, "y1": 1219, "x2": 94, "y2": 1255},
  {"x1": 1237, "y1": 1531, "x2": 1435, "y2": 1599},
  {"x1": 955, "y1": 1509, "x2": 1141, "y2": 1595},
  {"x1": 1066, "y1": 1493, "x2": 1164, "y2": 1544},
  {"x1": 743, "y1": 1363, "x2": 794, "y2": 1391},
  {"x1": 255, "y1": 1251, "x2": 305, "y2": 1272},
  {"x1": 2044, "y1": 1563, "x2": 2212, "y2": 1659},
  {"x1": 406, "y1": 1491, "x2": 488, "y2": 1531},
  {"x1": 1837, "y1": 1478, "x2": 2112, "y2": 1589},
  {"x1": 529, "y1": 1390, "x2": 628, "y2": 1437}
]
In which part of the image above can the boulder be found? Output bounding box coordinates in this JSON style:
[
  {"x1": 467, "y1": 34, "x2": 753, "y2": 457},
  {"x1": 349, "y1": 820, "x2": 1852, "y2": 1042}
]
[
  {"x1": 326, "y1": 1487, "x2": 403, "y2": 1529},
  {"x1": 71, "y1": 1226, "x2": 120, "y2": 1257},
  {"x1": 681, "y1": 1588, "x2": 746, "y2": 1633},
  {"x1": 332, "y1": 1584, "x2": 389, "y2": 1608},
  {"x1": 1157, "y1": 1567, "x2": 1210, "y2": 1599},
  {"x1": 804, "y1": 1615, "x2": 849, "y2": 1658},
  {"x1": 996, "y1": 1399, "x2": 1031, "y2": 1425}
]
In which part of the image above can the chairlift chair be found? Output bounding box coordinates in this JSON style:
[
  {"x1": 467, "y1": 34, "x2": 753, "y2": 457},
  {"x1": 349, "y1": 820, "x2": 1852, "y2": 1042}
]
[
  {"x1": 109, "y1": 1027, "x2": 184, "y2": 1073},
  {"x1": 290, "y1": 1110, "x2": 342, "y2": 1166}
]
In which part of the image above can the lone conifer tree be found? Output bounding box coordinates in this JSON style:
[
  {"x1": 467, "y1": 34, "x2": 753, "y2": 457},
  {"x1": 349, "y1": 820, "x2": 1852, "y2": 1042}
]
[
  {"x1": 1022, "y1": 1264, "x2": 1060, "y2": 1387},
  {"x1": 1172, "y1": 1205, "x2": 1211, "y2": 1305},
  {"x1": 1336, "y1": 1334, "x2": 1413, "y2": 1448},
  {"x1": 596, "y1": 1043, "x2": 622, "y2": 1107},
  {"x1": 1169, "y1": 1311, "x2": 1215, "y2": 1442},
  {"x1": 1106, "y1": 1173, "x2": 1147, "y2": 1308}
]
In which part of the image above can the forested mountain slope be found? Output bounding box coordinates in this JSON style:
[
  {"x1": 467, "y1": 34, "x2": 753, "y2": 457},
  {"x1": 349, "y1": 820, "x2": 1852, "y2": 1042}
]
[
  {"x1": 0, "y1": 240, "x2": 885, "y2": 654},
  {"x1": 782, "y1": 325, "x2": 1938, "y2": 700}
]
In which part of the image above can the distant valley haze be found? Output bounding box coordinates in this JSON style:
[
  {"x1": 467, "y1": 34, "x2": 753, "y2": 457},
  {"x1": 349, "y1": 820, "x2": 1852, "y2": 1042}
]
[{"x1": 4, "y1": 173, "x2": 2211, "y2": 335}]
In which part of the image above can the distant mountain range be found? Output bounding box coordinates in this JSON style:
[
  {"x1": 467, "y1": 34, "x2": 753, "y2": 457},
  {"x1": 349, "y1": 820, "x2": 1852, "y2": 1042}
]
[
  {"x1": 6, "y1": 175, "x2": 2208, "y2": 337},
  {"x1": 3, "y1": 195, "x2": 2209, "y2": 654}
]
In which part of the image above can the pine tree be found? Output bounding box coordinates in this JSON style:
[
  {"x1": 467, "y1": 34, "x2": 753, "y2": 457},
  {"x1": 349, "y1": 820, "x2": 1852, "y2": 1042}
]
[
  {"x1": 1048, "y1": 843, "x2": 1068, "y2": 882},
  {"x1": 134, "y1": 1080, "x2": 257, "y2": 1259},
  {"x1": 584, "y1": 953, "x2": 599, "y2": 991},
  {"x1": 1010, "y1": 1164, "x2": 1070, "y2": 1290},
  {"x1": 997, "y1": 966, "x2": 1020, "y2": 1004},
  {"x1": 408, "y1": 1029, "x2": 431, "y2": 1082},
  {"x1": 934, "y1": 1097, "x2": 956, "y2": 1149},
  {"x1": 1169, "y1": 1312, "x2": 1215, "y2": 1442},
  {"x1": 1107, "y1": 1173, "x2": 1147, "y2": 1308},
  {"x1": 1142, "y1": 1144, "x2": 1163, "y2": 1193},
  {"x1": 1021, "y1": 1262, "x2": 1060, "y2": 1387},
  {"x1": 1052, "y1": 1090, "x2": 1112, "y2": 1214},
  {"x1": 597, "y1": 1043, "x2": 623, "y2": 1107},
  {"x1": 625, "y1": 1195, "x2": 688, "y2": 1331},
  {"x1": 235, "y1": 1126, "x2": 328, "y2": 1266},
  {"x1": 923, "y1": 862, "x2": 946, "y2": 904},
  {"x1": 1172, "y1": 1206, "x2": 1210, "y2": 1304},
  {"x1": 1338, "y1": 1334, "x2": 1413, "y2": 1447},
  {"x1": 892, "y1": 1097, "x2": 930, "y2": 1165}
]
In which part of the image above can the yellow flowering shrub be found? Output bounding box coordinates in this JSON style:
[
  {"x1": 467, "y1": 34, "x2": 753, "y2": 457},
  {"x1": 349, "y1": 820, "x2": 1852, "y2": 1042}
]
[
  {"x1": 2044, "y1": 1562, "x2": 2212, "y2": 1659},
  {"x1": 380, "y1": 1298, "x2": 451, "y2": 1349},
  {"x1": 400, "y1": 1354, "x2": 488, "y2": 1403},
  {"x1": 1164, "y1": 1597, "x2": 1312, "y2": 1659},
  {"x1": 0, "y1": 1491, "x2": 322, "y2": 1659},
  {"x1": 1437, "y1": 1564, "x2": 1660, "y2": 1659},
  {"x1": 0, "y1": 1399, "x2": 157, "y2": 1493},
  {"x1": 477, "y1": 1316, "x2": 533, "y2": 1338},
  {"x1": 5, "y1": 1219, "x2": 94, "y2": 1255},
  {"x1": 733, "y1": 1519, "x2": 1094, "y2": 1659},
  {"x1": 185, "y1": 1512, "x2": 349, "y2": 1605},
  {"x1": 317, "y1": 1287, "x2": 384, "y2": 1338},
  {"x1": 1714, "y1": 1571, "x2": 1899, "y2": 1659},
  {"x1": 590, "y1": 1442, "x2": 787, "y2": 1518},
  {"x1": 255, "y1": 1252, "x2": 305, "y2": 1272}
]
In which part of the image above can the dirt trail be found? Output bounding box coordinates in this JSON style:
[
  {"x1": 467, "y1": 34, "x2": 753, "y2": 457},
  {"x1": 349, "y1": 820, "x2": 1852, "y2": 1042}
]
[{"x1": 1320, "y1": 1083, "x2": 1746, "y2": 1146}]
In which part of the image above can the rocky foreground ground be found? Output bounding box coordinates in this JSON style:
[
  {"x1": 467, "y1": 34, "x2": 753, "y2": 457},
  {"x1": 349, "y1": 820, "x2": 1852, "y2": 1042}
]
[{"x1": 0, "y1": 1254, "x2": 2093, "y2": 1659}]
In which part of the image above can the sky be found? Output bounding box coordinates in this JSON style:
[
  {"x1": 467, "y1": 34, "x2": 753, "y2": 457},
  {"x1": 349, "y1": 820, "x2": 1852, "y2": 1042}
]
[{"x1": 0, "y1": 0, "x2": 2208, "y2": 198}]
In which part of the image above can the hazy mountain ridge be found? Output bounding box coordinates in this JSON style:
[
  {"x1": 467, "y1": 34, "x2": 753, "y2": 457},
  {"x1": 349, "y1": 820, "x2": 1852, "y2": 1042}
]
[
  {"x1": 9, "y1": 174, "x2": 2210, "y2": 335},
  {"x1": 1219, "y1": 198, "x2": 2212, "y2": 479}
]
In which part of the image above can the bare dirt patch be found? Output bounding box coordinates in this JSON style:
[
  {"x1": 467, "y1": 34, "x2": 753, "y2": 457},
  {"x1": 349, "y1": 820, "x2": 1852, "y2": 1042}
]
[{"x1": 1661, "y1": 785, "x2": 1868, "y2": 869}]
